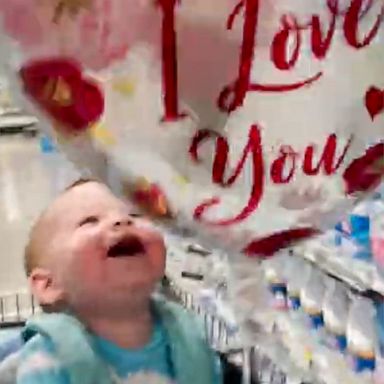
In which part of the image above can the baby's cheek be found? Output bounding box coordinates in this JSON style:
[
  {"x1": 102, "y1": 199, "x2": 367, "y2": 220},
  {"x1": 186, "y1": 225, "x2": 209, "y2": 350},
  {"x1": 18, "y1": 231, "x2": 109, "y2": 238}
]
[
  {"x1": 64, "y1": 256, "x2": 104, "y2": 301},
  {"x1": 64, "y1": 239, "x2": 105, "y2": 281},
  {"x1": 148, "y1": 238, "x2": 167, "y2": 279},
  {"x1": 135, "y1": 217, "x2": 158, "y2": 231},
  {"x1": 136, "y1": 220, "x2": 166, "y2": 251},
  {"x1": 72, "y1": 231, "x2": 105, "y2": 259}
]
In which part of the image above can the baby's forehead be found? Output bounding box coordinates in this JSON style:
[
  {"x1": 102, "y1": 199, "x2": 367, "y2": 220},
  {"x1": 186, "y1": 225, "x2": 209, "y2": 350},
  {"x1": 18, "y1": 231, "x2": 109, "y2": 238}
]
[
  {"x1": 29, "y1": 183, "x2": 126, "y2": 256},
  {"x1": 47, "y1": 182, "x2": 130, "y2": 222}
]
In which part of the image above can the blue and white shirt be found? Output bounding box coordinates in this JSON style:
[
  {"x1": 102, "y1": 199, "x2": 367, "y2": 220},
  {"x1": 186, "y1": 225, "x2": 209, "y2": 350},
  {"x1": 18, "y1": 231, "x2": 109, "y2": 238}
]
[
  {"x1": 17, "y1": 322, "x2": 175, "y2": 384},
  {"x1": 94, "y1": 321, "x2": 175, "y2": 383},
  {"x1": 13, "y1": 298, "x2": 222, "y2": 384}
]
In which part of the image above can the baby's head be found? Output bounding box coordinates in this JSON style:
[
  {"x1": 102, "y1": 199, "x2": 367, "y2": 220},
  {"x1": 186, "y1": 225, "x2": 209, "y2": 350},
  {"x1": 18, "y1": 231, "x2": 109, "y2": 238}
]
[{"x1": 25, "y1": 180, "x2": 166, "y2": 318}]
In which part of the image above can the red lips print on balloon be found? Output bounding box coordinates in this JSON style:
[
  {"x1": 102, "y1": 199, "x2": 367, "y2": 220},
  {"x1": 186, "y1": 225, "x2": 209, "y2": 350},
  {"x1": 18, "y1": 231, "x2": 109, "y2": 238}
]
[{"x1": 20, "y1": 58, "x2": 104, "y2": 133}]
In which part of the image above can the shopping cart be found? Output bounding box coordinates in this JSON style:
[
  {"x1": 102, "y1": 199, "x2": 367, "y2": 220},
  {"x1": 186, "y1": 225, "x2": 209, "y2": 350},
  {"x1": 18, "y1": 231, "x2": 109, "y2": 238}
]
[
  {"x1": 0, "y1": 292, "x2": 38, "y2": 329},
  {"x1": 167, "y1": 280, "x2": 296, "y2": 384},
  {"x1": 0, "y1": 287, "x2": 299, "y2": 384}
]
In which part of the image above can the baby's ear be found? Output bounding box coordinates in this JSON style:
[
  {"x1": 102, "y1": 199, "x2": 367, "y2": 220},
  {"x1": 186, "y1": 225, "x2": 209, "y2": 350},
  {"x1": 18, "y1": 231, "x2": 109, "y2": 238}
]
[{"x1": 29, "y1": 268, "x2": 65, "y2": 308}]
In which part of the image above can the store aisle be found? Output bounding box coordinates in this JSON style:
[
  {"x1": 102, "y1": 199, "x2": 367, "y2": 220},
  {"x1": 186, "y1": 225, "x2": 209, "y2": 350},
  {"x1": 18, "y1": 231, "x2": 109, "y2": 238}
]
[{"x1": 0, "y1": 135, "x2": 78, "y2": 294}]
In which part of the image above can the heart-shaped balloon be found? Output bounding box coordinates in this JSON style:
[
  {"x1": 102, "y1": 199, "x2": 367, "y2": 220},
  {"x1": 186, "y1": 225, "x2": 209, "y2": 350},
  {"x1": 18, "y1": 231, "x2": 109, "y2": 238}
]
[{"x1": 0, "y1": 0, "x2": 383, "y2": 258}]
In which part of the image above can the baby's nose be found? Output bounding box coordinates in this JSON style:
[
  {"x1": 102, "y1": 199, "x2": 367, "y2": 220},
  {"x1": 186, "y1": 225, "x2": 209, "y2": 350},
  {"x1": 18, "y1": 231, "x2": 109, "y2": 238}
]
[{"x1": 112, "y1": 216, "x2": 133, "y2": 228}]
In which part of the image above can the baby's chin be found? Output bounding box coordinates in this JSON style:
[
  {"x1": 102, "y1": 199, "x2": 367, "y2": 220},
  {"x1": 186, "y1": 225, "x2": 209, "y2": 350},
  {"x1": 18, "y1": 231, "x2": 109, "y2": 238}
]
[
  {"x1": 110, "y1": 274, "x2": 158, "y2": 294},
  {"x1": 70, "y1": 277, "x2": 158, "y2": 313}
]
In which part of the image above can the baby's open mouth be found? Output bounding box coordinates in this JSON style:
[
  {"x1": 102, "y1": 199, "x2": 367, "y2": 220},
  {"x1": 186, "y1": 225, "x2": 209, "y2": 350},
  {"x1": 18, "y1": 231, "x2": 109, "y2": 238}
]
[{"x1": 107, "y1": 235, "x2": 145, "y2": 258}]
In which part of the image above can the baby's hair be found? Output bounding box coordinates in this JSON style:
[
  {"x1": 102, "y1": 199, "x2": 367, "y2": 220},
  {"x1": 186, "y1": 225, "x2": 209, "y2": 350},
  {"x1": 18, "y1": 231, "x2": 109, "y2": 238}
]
[{"x1": 24, "y1": 178, "x2": 98, "y2": 277}]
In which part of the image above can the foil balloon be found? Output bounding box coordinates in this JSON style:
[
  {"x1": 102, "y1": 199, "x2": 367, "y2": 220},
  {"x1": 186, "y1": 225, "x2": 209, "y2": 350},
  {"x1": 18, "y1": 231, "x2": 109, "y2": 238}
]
[{"x1": 0, "y1": 0, "x2": 383, "y2": 258}]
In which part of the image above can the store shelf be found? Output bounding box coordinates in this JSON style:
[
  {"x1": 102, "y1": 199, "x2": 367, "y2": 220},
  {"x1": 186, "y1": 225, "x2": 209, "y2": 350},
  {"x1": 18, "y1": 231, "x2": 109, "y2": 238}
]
[
  {"x1": 0, "y1": 109, "x2": 38, "y2": 136},
  {"x1": 294, "y1": 241, "x2": 384, "y2": 297},
  {"x1": 167, "y1": 269, "x2": 318, "y2": 384}
]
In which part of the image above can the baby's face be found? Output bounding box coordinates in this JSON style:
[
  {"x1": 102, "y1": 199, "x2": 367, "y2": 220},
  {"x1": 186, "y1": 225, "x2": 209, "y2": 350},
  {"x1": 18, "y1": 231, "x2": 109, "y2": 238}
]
[{"x1": 42, "y1": 182, "x2": 166, "y2": 314}]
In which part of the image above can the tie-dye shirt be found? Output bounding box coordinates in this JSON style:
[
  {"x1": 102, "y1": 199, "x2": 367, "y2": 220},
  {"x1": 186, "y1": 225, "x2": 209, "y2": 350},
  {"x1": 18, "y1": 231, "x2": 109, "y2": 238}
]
[
  {"x1": 94, "y1": 322, "x2": 175, "y2": 383},
  {"x1": 12, "y1": 298, "x2": 222, "y2": 384},
  {"x1": 16, "y1": 322, "x2": 176, "y2": 384}
]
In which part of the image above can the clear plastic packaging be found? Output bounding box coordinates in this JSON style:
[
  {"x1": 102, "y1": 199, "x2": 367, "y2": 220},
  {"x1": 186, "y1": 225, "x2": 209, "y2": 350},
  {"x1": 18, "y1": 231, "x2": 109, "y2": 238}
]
[
  {"x1": 347, "y1": 296, "x2": 378, "y2": 373},
  {"x1": 323, "y1": 280, "x2": 349, "y2": 352},
  {"x1": 263, "y1": 253, "x2": 289, "y2": 311},
  {"x1": 371, "y1": 200, "x2": 384, "y2": 272},
  {"x1": 301, "y1": 268, "x2": 327, "y2": 330},
  {"x1": 285, "y1": 257, "x2": 309, "y2": 311},
  {"x1": 227, "y1": 256, "x2": 273, "y2": 337}
]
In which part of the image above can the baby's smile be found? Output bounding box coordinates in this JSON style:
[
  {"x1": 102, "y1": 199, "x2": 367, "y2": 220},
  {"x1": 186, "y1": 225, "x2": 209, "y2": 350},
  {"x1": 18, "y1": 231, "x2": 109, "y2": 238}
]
[{"x1": 107, "y1": 233, "x2": 146, "y2": 259}]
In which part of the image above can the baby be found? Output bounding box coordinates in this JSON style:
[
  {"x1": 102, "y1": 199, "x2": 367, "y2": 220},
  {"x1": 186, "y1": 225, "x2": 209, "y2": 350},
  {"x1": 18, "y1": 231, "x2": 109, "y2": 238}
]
[{"x1": 15, "y1": 180, "x2": 221, "y2": 384}]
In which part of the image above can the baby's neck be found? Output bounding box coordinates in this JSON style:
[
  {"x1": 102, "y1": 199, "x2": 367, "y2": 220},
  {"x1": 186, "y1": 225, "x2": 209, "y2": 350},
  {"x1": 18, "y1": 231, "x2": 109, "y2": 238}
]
[{"x1": 82, "y1": 301, "x2": 153, "y2": 349}]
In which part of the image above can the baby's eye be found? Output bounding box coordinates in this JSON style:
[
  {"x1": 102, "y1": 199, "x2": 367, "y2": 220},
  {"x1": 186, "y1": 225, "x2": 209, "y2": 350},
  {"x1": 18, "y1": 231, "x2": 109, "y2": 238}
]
[{"x1": 78, "y1": 216, "x2": 99, "y2": 227}]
